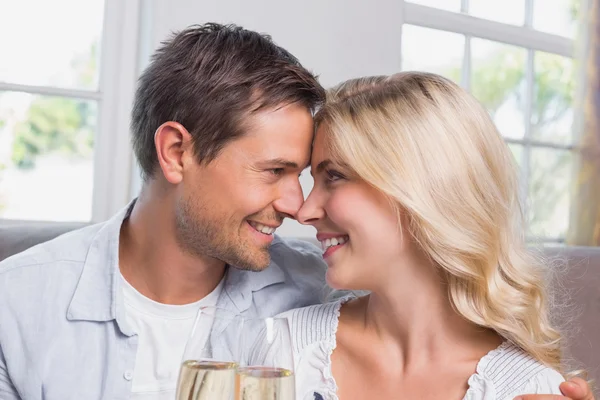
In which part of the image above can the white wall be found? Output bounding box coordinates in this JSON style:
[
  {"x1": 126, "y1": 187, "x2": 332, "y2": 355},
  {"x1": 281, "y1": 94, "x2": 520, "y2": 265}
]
[{"x1": 132, "y1": 0, "x2": 404, "y2": 237}]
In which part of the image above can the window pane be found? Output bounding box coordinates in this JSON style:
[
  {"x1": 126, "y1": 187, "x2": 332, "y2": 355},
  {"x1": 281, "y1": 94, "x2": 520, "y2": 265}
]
[
  {"x1": 527, "y1": 147, "x2": 573, "y2": 239},
  {"x1": 508, "y1": 143, "x2": 524, "y2": 172},
  {"x1": 469, "y1": 0, "x2": 525, "y2": 25},
  {"x1": 0, "y1": 0, "x2": 104, "y2": 90},
  {"x1": 531, "y1": 52, "x2": 575, "y2": 145},
  {"x1": 0, "y1": 92, "x2": 96, "y2": 221},
  {"x1": 533, "y1": 0, "x2": 581, "y2": 38},
  {"x1": 406, "y1": 0, "x2": 461, "y2": 12},
  {"x1": 401, "y1": 25, "x2": 464, "y2": 84},
  {"x1": 507, "y1": 143, "x2": 527, "y2": 208},
  {"x1": 471, "y1": 39, "x2": 526, "y2": 140}
]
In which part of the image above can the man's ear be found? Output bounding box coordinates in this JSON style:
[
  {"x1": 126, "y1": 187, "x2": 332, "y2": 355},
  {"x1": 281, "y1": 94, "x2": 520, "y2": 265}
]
[{"x1": 154, "y1": 121, "x2": 193, "y2": 184}]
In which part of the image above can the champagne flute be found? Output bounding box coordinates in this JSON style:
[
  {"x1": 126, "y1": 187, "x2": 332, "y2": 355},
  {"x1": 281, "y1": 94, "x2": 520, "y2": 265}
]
[
  {"x1": 176, "y1": 306, "x2": 244, "y2": 400},
  {"x1": 238, "y1": 315, "x2": 296, "y2": 400}
]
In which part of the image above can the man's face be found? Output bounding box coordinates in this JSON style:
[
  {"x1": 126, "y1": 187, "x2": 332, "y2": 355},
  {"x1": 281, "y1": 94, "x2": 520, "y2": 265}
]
[{"x1": 175, "y1": 103, "x2": 313, "y2": 271}]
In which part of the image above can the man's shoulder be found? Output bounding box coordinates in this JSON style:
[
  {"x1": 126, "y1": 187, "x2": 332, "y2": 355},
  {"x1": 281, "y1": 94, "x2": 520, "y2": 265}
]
[
  {"x1": 242, "y1": 236, "x2": 329, "y2": 308},
  {"x1": 0, "y1": 222, "x2": 104, "y2": 278},
  {"x1": 269, "y1": 236, "x2": 324, "y2": 268},
  {"x1": 0, "y1": 223, "x2": 109, "y2": 329},
  {"x1": 269, "y1": 236, "x2": 327, "y2": 285}
]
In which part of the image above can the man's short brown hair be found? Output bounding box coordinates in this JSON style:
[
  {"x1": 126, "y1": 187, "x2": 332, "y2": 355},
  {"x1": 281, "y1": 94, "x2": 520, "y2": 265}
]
[{"x1": 131, "y1": 23, "x2": 325, "y2": 180}]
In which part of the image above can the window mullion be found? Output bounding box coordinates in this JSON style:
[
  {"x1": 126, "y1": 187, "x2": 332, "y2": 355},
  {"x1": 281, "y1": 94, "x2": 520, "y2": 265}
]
[
  {"x1": 462, "y1": 36, "x2": 471, "y2": 91},
  {"x1": 0, "y1": 82, "x2": 101, "y2": 101},
  {"x1": 521, "y1": 48, "x2": 535, "y2": 230},
  {"x1": 525, "y1": 0, "x2": 534, "y2": 28},
  {"x1": 461, "y1": 0, "x2": 469, "y2": 13}
]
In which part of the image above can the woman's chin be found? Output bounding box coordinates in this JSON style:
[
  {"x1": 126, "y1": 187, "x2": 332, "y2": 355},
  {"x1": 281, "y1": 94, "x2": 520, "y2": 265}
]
[
  {"x1": 325, "y1": 269, "x2": 343, "y2": 289},
  {"x1": 326, "y1": 269, "x2": 358, "y2": 291}
]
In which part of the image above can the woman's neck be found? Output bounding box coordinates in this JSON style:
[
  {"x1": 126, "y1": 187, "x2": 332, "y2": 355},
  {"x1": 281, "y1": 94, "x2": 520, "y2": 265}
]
[{"x1": 359, "y1": 254, "x2": 502, "y2": 373}]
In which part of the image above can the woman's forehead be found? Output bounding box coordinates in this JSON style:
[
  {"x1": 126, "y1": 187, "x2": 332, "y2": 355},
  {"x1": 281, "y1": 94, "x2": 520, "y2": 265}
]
[{"x1": 310, "y1": 127, "x2": 329, "y2": 167}]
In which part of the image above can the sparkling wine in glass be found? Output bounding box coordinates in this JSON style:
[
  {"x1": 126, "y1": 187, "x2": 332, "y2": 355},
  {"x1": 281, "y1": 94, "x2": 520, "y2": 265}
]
[
  {"x1": 176, "y1": 306, "x2": 244, "y2": 400},
  {"x1": 238, "y1": 315, "x2": 296, "y2": 400}
]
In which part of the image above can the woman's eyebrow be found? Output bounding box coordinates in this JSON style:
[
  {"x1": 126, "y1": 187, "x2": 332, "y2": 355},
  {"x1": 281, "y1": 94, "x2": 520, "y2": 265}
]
[{"x1": 310, "y1": 159, "x2": 332, "y2": 176}]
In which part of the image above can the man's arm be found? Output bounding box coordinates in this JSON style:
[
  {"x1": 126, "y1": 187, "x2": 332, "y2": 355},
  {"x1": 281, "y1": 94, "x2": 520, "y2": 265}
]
[
  {"x1": 514, "y1": 377, "x2": 595, "y2": 400},
  {"x1": 0, "y1": 342, "x2": 21, "y2": 400}
]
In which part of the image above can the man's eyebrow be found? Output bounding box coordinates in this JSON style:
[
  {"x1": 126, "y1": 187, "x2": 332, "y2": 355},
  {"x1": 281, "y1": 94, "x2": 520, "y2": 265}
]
[{"x1": 258, "y1": 158, "x2": 300, "y2": 168}]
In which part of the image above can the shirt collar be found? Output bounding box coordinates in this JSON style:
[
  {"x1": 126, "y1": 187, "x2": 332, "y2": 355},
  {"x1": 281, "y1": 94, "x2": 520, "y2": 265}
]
[{"x1": 66, "y1": 199, "x2": 135, "y2": 325}]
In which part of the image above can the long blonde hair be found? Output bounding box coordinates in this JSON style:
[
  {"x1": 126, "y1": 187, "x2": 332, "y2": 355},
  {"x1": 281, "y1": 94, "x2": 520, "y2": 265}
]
[{"x1": 316, "y1": 72, "x2": 562, "y2": 371}]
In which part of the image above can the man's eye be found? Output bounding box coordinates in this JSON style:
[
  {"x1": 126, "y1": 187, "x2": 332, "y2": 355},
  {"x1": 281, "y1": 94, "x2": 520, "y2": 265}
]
[{"x1": 270, "y1": 168, "x2": 285, "y2": 176}]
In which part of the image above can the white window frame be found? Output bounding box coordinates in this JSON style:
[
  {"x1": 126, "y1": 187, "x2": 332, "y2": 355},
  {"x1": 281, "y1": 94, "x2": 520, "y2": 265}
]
[
  {"x1": 0, "y1": 0, "x2": 141, "y2": 223},
  {"x1": 92, "y1": 0, "x2": 142, "y2": 222},
  {"x1": 400, "y1": 0, "x2": 587, "y2": 243}
]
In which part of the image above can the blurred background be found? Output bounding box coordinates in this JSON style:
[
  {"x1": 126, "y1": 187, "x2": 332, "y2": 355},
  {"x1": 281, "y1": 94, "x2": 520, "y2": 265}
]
[{"x1": 0, "y1": 0, "x2": 598, "y2": 245}]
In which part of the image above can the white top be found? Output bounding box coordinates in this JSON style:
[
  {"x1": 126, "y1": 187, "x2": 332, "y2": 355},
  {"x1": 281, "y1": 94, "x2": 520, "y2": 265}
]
[
  {"x1": 121, "y1": 274, "x2": 225, "y2": 399},
  {"x1": 280, "y1": 298, "x2": 565, "y2": 400}
]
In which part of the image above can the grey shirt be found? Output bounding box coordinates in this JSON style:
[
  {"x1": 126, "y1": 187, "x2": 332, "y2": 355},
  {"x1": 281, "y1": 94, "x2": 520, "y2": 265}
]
[{"x1": 0, "y1": 201, "x2": 330, "y2": 400}]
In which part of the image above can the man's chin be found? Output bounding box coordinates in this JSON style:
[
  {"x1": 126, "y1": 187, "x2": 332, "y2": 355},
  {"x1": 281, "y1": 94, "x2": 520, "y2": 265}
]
[{"x1": 228, "y1": 249, "x2": 271, "y2": 272}]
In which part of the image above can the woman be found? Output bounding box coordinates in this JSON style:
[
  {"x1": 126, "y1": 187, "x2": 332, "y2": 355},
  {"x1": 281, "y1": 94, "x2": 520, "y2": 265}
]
[{"x1": 284, "y1": 72, "x2": 568, "y2": 399}]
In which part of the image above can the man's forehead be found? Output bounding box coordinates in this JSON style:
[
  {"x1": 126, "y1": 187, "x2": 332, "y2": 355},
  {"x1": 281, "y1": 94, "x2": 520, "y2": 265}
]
[
  {"x1": 246, "y1": 140, "x2": 311, "y2": 167},
  {"x1": 236, "y1": 130, "x2": 311, "y2": 160}
]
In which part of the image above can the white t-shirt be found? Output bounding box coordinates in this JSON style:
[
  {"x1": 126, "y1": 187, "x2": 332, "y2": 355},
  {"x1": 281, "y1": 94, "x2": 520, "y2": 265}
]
[{"x1": 121, "y1": 274, "x2": 225, "y2": 400}]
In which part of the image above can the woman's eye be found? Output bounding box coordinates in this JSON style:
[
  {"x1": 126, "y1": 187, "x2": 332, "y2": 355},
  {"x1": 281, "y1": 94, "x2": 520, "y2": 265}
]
[{"x1": 325, "y1": 169, "x2": 345, "y2": 183}]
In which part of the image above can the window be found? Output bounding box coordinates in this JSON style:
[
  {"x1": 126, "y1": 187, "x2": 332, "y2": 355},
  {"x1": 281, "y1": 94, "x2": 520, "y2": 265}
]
[
  {"x1": 402, "y1": 0, "x2": 582, "y2": 244},
  {"x1": 0, "y1": 0, "x2": 137, "y2": 223},
  {"x1": 0, "y1": 0, "x2": 104, "y2": 222}
]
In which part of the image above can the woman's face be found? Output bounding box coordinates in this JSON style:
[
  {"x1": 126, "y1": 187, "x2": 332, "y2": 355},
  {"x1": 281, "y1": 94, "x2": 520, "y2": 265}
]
[{"x1": 298, "y1": 126, "x2": 405, "y2": 291}]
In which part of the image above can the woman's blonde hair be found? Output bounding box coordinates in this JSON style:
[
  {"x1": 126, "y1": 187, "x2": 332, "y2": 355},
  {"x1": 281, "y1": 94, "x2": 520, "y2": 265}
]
[{"x1": 316, "y1": 71, "x2": 562, "y2": 371}]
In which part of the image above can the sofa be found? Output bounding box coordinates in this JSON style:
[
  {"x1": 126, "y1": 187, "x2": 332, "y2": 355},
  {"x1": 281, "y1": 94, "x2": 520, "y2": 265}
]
[{"x1": 1, "y1": 220, "x2": 599, "y2": 391}]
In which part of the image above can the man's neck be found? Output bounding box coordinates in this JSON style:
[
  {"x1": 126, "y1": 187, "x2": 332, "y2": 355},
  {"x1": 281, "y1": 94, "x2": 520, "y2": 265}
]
[{"x1": 118, "y1": 189, "x2": 227, "y2": 305}]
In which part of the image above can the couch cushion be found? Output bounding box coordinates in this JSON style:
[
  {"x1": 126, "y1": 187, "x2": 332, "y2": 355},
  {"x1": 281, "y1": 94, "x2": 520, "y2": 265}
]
[
  {"x1": 542, "y1": 246, "x2": 600, "y2": 385},
  {"x1": 0, "y1": 220, "x2": 89, "y2": 262}
]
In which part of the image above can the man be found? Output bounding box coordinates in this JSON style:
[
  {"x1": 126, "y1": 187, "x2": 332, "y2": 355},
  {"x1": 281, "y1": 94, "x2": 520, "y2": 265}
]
[{"x1": 0, "y1": 23, "x2": 593, "y2": 400}]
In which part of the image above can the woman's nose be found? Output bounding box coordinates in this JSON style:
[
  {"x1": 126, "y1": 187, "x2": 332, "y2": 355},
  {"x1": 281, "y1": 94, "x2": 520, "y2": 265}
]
[{"x1": 297, "y1": 190, "x2": 326, "y2": 225}]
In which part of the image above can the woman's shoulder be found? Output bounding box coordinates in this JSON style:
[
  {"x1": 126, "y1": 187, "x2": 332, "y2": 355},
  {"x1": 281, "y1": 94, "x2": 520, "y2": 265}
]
[
  {"x1": 277, "y1": 296, "x2": 353, "y2": 354},
  {"x1": 277, "y1": 296, "x2": 355, "y2": 400},
  {"x1": 466, "y1": 341, "x2": 565, "y2": 400}
]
